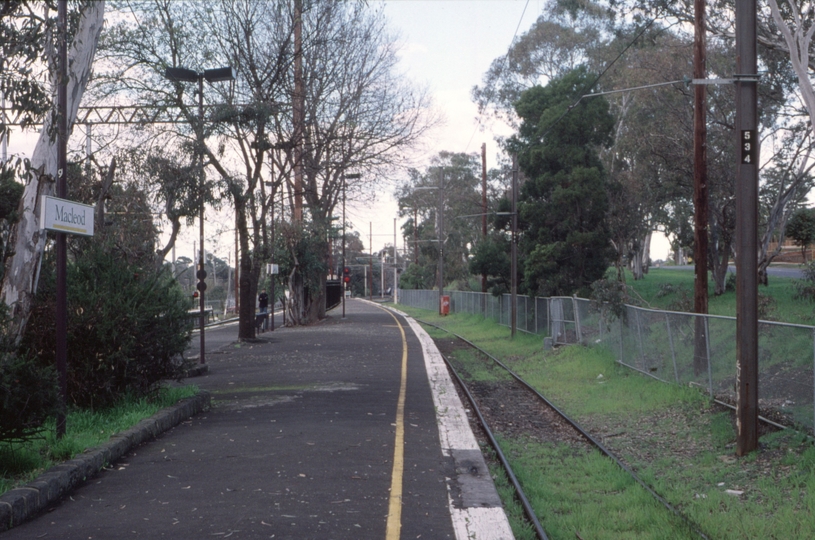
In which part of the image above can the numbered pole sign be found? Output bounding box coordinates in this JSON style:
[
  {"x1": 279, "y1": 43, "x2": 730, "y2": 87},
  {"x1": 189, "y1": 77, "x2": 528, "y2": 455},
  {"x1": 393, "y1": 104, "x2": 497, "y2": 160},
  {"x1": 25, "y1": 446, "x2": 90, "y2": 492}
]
[{"x1": 741, "y1": 130, "x2": 757, "y2": 165}]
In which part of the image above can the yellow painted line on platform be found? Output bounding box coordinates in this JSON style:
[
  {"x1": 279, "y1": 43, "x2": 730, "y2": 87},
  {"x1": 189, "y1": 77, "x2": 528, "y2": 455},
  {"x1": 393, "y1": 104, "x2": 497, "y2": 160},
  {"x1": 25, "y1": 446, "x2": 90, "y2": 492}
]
[{"x1": 381, "y1": 307, "x2": 408, "y2": 540}]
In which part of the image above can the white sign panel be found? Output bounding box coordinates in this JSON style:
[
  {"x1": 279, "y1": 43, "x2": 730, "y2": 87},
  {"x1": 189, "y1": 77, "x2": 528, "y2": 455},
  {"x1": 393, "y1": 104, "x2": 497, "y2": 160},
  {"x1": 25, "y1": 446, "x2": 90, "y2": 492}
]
[
  {"x1": 40, "y1": 195, "x2": 95, "y2": 237},
  {"x1": 267, "y1": 263, "x2": 279, "y2": 275}
]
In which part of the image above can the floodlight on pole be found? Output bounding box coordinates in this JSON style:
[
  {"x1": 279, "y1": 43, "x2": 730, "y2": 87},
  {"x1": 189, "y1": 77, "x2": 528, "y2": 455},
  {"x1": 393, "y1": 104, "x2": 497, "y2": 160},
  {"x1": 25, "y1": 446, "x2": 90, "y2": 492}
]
[{"x1": 164, "y1": 63, "x2": 234, "y2": 364}]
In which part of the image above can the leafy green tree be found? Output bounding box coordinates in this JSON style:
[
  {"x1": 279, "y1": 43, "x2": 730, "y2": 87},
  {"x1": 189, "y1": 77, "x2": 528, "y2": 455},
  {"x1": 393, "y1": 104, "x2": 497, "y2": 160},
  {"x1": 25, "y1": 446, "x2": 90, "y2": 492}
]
[
  {"x1": 468, "y1": 233, "x2": 511, "y2": 295},
  {"x1": 786, "y1": 208, "x2": 815, "y2": 262},
  {"x1": 511, "y1": 67, "x2": 615, "y2": 297},
  {"x1": 0, "y1": 168, "x2": 24, "y2": 281},
  {"x1": 396, "y1": 152, "x2": 484, "y2": 291},
  {"x1": 0, "y1": 1, "x2": 53, "y2": 138}
]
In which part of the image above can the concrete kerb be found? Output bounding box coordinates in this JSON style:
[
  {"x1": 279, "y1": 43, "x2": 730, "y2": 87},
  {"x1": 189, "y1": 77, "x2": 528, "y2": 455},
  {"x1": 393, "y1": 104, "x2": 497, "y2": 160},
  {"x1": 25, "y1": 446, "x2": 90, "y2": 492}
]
[{"x1": 0, "y1": 391, "x2": 211, "y2": 533}]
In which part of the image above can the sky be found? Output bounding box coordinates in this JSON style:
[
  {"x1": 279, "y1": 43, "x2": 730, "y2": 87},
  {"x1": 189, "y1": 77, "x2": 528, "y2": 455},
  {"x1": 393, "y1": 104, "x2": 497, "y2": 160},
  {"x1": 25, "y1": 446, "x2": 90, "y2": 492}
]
[
  {"x1": 351, "y1": 0, "x2": 542, "y2": 255},
  {"x1": 361, "y1": 0, "x2": 671, "y2": 260},
  {"x1": 2, "y1": 0, "x2": 671, "y2": 264}
]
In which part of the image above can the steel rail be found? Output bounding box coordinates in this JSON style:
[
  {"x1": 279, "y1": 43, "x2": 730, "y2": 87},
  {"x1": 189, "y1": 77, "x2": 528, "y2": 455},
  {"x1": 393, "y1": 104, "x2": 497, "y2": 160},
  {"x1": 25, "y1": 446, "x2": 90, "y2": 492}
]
[
  {"x1": 438, "y1": 350, "x2": 549, "y2": 540},
  {"x1": 418, "y1": 318, "x2": 710, "y2": 540}
]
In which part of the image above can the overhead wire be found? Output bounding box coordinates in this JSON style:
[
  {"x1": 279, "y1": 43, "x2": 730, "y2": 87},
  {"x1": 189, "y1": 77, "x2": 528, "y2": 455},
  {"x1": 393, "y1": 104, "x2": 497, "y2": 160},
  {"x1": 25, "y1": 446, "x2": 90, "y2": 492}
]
[
  {"x1": 463, "y1": 0, "x2": 531, "y2": 153},
  {"x1": 534, "y1": 11, "x2": 663, "y2": 141},
  {"x1": 467, "y1": 5, "x2": 665, "y2": 149}
]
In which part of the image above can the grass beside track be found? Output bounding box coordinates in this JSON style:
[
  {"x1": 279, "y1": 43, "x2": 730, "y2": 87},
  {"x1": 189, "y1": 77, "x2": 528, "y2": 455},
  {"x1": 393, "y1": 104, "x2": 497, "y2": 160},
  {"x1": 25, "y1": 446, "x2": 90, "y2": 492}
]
[
  {"x1": 397, "y1": 303, "x2": 815, "y2": 539},
  {"x1": 0, "y1": 385, "x2": 199, "y2": 494}
]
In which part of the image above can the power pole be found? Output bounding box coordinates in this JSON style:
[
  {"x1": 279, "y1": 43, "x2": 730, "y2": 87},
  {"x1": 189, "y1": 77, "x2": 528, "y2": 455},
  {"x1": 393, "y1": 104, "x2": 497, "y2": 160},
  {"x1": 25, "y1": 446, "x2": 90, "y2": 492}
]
[
  {"x1": 693, "y1": 0, "x2": 710, "y2": 376},
  {"x1": 511, "y1": 155, "x2": 518, "y2": 338},
  {"x1": 369, "y1": 221, "x2": 373, "y2": 301},
  {"x1": 414, "y1": 207, "x2": 419, "y2": 266},
  {"x1": 735, "y1": 0, "x2": 759, "y2": 456},
  {"x1": 292, "y1": 0, "x2": 304, "y2": 223},
  {"x1": 481, "y1": 142, "x2": 488, "y2": 294},
  {"x1": 55, "y1": 0, "x2": 68, "y2": 438},
  {"x1": 438, "y1": 171, "x2": 445, "y2": 315},
  {"x1": 235, "y1": 218, "x2": 239, "y2": 315}
]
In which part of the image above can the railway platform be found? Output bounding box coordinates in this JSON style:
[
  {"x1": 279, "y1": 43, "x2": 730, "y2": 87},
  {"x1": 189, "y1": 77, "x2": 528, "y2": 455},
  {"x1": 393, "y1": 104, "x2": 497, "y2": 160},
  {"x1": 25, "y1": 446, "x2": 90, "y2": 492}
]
[{"x1": 2, "y1": 299, "x2": 513, "y2": 539}]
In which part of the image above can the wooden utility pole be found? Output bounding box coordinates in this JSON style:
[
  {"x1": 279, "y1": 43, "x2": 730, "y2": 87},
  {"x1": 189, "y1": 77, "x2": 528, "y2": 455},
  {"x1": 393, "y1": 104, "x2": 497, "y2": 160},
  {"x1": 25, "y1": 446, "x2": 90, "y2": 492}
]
[
  {"x1": 481, "y1": 143, "x2": 488, "y2": 294},
  {"x1": 292, "y1": 0, "x2": 304, "y2": 223},
  {"x1": 735, "y1": 0, "x2": 759, "y2": 456},
  {"x1": 414, "y1": 208, "x2": 419, "y2": 265},
  {"x1": 55, "y1": 0, "x2": 68, "y2": 438},
  {"x1": 235, "y1": 219, "x2": 239, "y2": 314},
  {"x1": 693, "y1": 0, "x2": 710, "y2": 376},
  {"x1": 438, "y1": 171, "x2": 445, "y2": 315},
  {"x1": 369, "y1": 222, "x2": 373, "y2": 301},
  {"x1": 511, "y1": 155, "x2": 518, "y2": 338}
]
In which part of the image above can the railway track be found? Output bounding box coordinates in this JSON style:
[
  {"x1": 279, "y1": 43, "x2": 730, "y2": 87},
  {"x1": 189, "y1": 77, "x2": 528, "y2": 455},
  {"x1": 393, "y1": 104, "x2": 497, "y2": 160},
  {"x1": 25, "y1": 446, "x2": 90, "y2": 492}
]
[{"x1": 418, "y1": 319, "x2": 710, "y2": 540}]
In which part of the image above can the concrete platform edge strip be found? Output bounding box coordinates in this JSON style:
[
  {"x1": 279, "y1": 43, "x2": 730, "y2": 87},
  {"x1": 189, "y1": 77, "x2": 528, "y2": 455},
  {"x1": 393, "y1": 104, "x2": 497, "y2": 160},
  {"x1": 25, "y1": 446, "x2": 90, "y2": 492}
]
[
  {"x1": 373, "y1": 302, "x2": 516, "y2": 540},
  {"x1": 0, "y1": 391, "x2": 212, "y2": 533}
]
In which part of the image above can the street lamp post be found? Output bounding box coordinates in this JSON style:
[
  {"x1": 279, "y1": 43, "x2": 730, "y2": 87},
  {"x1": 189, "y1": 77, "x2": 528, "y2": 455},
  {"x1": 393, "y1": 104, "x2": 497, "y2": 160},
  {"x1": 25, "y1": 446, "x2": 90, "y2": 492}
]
[
  {"x1": 263, "y1": 176, "x2": 276, "y2": 332},
  {"x1": 342, "y1": 173, "x2": 361, "y2": 318},
  {"x1": 165, "y1": 65, "x2": 235, "y2": 364}
]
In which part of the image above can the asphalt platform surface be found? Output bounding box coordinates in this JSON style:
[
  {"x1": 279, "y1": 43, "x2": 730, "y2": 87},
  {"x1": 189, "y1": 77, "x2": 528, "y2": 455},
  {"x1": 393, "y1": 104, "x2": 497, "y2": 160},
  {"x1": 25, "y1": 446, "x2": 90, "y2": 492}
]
[{"x1": 3, "y1": 299, "x2": 510, "y2": 539}]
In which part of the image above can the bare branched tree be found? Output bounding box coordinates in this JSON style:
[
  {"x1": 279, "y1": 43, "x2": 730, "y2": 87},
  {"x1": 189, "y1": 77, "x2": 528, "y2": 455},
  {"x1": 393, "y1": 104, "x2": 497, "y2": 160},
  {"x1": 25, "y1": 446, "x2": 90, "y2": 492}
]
[{"x1": 97, "y1": 0, "x2": 433, "y2": 333}]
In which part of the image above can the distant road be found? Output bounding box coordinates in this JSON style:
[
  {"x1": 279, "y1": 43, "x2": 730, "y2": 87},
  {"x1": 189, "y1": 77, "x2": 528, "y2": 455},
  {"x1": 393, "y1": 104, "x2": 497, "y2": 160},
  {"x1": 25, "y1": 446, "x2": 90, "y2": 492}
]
[{"x1": 660, "y1": 265, "x2": 804, "y2": 280}]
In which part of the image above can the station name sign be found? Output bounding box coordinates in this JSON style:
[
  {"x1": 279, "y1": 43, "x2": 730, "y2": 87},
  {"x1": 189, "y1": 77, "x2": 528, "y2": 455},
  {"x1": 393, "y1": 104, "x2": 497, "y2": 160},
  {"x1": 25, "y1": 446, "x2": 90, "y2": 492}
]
[{"x1": 40, "y1": 195, "x2": 95, "y2": 237}]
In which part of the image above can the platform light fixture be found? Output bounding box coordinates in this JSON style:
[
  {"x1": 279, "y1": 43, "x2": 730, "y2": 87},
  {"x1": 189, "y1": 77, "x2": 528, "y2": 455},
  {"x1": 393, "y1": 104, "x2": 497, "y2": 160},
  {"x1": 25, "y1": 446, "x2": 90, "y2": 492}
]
[{"x1": 164, "y1": 64, "x2": 235, "y2": 364}]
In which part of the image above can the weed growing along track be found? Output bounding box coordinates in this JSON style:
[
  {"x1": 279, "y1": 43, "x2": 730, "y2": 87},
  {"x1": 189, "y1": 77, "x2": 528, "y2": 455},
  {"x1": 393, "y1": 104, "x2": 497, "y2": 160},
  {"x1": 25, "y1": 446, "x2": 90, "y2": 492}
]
[{"x1": 396, "y1": 304, "x2": 815, "y2": 540}]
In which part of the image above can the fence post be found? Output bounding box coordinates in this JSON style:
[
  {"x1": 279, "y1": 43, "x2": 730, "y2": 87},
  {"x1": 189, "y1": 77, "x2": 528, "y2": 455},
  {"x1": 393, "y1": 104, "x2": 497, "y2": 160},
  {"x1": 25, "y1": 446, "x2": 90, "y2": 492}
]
[
  {"x1": 666, "y1": 313, "x2": 679, "y2": 384},
  {"x1": 548, "y1": 298, "x2": 552, "y2": 339},
  {"x1": 705, "y1": 316, "x2": 713, "y2": 396},
  {"x1": 573, "y1": 296, "x2": 583, "y2": 345},
  {"x1": 599, "y1": 311, "x2": 604, "y2": 342},
  {"x1": 535, "y1": 296, "x2": 539, "y2": 335},
  {"x1": 635, "y1": 308, "x2": 646, "y2": 371}
]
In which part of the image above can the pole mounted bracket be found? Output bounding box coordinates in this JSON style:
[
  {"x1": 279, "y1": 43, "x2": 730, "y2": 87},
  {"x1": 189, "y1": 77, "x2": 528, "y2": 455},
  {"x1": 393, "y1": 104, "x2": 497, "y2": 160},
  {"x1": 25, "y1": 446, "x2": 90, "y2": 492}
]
[{"x1": 691, "y1": 74, "x2": 761, "y2": 85}]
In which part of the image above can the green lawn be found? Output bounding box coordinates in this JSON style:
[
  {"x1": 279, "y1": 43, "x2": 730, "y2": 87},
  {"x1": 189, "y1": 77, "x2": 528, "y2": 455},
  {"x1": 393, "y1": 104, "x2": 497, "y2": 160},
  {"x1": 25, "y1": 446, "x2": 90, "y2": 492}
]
[
  {"x1": 0, "y1": 385, "x2": 199, "y2": 494},
  {"x1": 628, "y1": 267, "x2": 814, "y2": 325}
]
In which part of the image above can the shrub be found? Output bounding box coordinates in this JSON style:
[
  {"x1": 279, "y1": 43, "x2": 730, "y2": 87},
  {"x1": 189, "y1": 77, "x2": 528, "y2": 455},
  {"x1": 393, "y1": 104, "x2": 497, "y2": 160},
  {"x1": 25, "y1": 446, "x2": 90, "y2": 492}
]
[
  {"x1": 24, "y1": 245, "x2": 193, "y2": 409},
  {"x1": 794, "y1": 261, "x2": 815, "y2": 303},
  {"x1": 589, "y1": 279, "x2": 642, "y2": 321},
  {"x1": 0, "y1": 353, "x2": 58, "y2": 443},
  {"x1": 0, "y1": 302, "x2": 58, "y2": 443}
]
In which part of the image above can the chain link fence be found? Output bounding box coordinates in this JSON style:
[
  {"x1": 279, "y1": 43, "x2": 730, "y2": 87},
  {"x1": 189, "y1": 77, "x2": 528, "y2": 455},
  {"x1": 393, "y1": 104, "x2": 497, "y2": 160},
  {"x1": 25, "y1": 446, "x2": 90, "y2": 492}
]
[{"x1": 397, "y1": 289, "x2": 815, "y2": 435}]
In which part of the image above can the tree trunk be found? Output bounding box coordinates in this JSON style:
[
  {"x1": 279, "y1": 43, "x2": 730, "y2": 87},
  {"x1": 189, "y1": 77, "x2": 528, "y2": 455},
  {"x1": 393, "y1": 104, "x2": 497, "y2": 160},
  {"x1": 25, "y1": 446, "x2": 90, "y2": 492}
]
[
  {"x1": 303, "y1": 281, "x2": 325, "y2": 324},
  {"x1": 710, "y1": 229, "x2": 733, "y2": 296},
  {"x1": 1, "y1": 2, "x2": 105, "y2": 341},
  {"x1": 235, "y1": 199, "x2": 257, "y2": 340},
  {"x1": 769, "y1": 0, "x2": 815, "y2": 140},
  {"x1": 631, "y1": 245, "x2": 644, "y2": 280},
  {"x1": 286, "y1": 269, "x2": 303, "y2": 326},
  {"x1": 641, "y1": 230, "x2": 652, "y2": 274},
  {"x1": 238, "y1": 252, "x2": 258, "y2": 339}
]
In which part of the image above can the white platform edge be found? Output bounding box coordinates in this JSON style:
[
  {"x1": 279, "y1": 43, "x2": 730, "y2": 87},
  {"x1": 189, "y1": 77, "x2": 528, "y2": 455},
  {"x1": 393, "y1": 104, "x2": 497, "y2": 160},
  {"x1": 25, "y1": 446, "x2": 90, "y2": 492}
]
[{"x1": 394, "y1": 309, "x2": 516, "y2": 540}]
